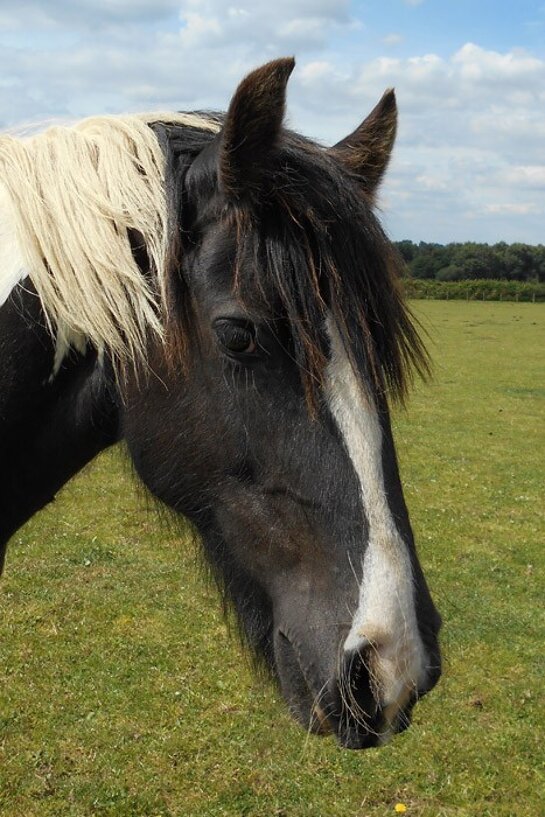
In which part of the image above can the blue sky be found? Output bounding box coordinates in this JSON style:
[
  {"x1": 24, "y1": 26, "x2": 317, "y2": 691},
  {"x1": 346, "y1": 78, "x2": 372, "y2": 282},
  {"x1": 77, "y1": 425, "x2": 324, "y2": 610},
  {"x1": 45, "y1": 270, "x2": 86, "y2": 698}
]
[
  {"x1": 347, "y1": 1, "x2": 545, "y2": 56},
  {"x1": 1, "y1": 1, "x2": 544, "y2": 244}
]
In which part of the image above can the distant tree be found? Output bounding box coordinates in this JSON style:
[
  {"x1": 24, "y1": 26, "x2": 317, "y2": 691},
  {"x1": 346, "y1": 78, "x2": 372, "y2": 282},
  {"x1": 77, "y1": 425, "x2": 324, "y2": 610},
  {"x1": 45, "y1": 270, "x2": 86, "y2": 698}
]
[
  {"x1": 436, "y1": 264, "x2": 464, "y2": 281},
  {"x1": 534, "y1": 246, "x2": 545, "y2": 282},
  {"x1": 394, "y1": 240, "x2": 545, "y2": 282},
  {"x1": 410, "y1": 243, "x2": 449, "y2": 279},
  {"x1": 503, "y1": 244, "x2": 529, "y2": 281},
  {"x1": 492, "y1": 242, "x2": 510, "y2": 279},
  {"x1": 452, "y1": 243, "x2": 495, "y2": 279},
  {"x1": 396, "y1": 240, "x2": 417, "y2": 263}
]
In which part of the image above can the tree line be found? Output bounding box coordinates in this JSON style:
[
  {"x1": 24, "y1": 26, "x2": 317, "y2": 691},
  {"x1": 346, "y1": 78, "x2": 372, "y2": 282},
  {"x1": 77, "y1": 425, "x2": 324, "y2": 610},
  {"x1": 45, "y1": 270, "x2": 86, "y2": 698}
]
[{"x1": 395, "y1": 241, "x2": 545, "y2": 282}]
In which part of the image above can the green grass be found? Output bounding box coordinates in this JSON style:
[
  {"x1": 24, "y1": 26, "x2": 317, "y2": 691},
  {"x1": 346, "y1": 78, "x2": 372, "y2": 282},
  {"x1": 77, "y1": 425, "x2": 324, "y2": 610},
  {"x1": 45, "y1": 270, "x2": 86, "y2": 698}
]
[{"x1": 1, "y1": 301, "x2": 543, "y2": 817}]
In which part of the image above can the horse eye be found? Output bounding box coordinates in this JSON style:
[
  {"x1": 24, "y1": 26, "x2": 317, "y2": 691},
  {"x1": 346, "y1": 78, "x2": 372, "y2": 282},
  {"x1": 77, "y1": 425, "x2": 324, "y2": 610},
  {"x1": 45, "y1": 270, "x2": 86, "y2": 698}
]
[{"x1": 213, "y1": 319, "x2": 257, "y2": 356}]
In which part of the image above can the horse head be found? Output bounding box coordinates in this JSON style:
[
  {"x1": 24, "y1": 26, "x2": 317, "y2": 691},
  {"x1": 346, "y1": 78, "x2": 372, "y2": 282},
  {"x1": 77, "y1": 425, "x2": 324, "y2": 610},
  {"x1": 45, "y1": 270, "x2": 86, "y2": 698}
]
[{"x1": 122, "y1": 58, "x2": 442, "y2": 748}]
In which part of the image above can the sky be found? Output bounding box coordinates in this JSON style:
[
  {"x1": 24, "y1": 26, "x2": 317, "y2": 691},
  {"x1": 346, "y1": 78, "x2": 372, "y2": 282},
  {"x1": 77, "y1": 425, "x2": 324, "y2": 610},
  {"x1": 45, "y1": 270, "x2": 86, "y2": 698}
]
[{"x1": 0, "y1": 1, "x2": 544, "y2": 244}]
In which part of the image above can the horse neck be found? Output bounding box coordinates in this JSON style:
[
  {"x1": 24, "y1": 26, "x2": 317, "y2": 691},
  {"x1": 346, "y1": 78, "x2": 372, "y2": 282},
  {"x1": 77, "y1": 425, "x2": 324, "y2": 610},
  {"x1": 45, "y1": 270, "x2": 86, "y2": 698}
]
[{"x1": 0, "y1": 284, "x2": 121, "y2": 570}]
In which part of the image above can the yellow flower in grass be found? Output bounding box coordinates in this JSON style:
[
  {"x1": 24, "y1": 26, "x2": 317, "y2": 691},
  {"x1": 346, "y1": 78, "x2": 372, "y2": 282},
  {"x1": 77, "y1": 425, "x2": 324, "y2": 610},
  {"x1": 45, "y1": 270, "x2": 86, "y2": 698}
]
[{"x1": 394, "y1": 805, "x2": 407, "y2": 814}]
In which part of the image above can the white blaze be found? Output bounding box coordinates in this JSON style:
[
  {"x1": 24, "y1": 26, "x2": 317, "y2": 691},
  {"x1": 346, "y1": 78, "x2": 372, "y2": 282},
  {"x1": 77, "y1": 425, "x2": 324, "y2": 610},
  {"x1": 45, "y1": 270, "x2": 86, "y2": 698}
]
[{"x1": 325, "y1": 318, "x2": 427, "y2": 711}]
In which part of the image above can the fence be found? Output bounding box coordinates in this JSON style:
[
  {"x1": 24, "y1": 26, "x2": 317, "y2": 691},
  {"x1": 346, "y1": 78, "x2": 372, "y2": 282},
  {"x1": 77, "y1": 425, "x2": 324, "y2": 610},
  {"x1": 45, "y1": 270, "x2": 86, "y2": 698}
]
[{"x1": 403, "y1": 279, "x2": 545, "y2": 302}]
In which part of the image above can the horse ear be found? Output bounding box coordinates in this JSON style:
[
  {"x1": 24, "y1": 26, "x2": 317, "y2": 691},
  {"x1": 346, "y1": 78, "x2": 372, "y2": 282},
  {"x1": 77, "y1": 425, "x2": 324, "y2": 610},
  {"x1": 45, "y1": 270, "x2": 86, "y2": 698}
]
[
  {"x1": 329, "y1": 88, "x2": 397, "y2": 196},
  {"x1": 219, "y1": 57, "x2": 295, "y2": 198}
]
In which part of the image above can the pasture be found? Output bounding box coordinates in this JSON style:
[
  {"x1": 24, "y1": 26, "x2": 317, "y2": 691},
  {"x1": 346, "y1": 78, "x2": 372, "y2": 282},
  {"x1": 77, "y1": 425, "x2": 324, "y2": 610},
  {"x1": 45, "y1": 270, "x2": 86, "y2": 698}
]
[{"x1": 0, "y1": 300, "x2": 543, "y2": 817}]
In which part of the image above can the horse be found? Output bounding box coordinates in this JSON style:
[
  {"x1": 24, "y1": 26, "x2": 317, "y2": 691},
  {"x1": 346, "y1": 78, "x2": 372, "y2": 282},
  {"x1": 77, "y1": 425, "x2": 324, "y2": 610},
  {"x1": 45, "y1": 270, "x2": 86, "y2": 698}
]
[{"x1": 0, "y1": 58, "x2": 441, "y2": 750}]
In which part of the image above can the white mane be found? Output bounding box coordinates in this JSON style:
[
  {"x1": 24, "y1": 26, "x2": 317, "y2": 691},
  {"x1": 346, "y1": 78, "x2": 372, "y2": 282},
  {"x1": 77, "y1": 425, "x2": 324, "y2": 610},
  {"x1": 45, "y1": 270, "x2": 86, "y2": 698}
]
[{"x1": 0, "y1": 111, "x2": 220, "y2": 366}]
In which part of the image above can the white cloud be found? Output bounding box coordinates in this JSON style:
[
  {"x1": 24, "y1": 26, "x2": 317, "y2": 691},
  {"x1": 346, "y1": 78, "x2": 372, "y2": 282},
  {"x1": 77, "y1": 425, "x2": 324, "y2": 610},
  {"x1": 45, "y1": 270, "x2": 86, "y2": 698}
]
[
  {"x1": 0, "y1": 1, "x2": 180, "y2": 32},
  {"x1": 179, "y1": 12, "x2": 222, "y2": 45},
  {"x1": 178, "y1": 0, "x2": 354, "y2": 52},
  {"x1": 415, "y1": 174, "x2": 449, "y2": 191},
  {"x1": 485, "y1": 203, "x2": 540, "y2": 215},
  {"x1": 0, "y1": 1, "x2": 543, "y2": 243},
  {"x1": 453, "y1": 43, "x2": 543, "y2": 82},
  {"x1": 501, "y1": 166, "x2": 545, "y2": 189},
  {"x1": 290, "y1": 42, "x2": 545, "y2": 237},
  {"x1": 382, "y1": 33, "x2": 403, "y2": 46}
]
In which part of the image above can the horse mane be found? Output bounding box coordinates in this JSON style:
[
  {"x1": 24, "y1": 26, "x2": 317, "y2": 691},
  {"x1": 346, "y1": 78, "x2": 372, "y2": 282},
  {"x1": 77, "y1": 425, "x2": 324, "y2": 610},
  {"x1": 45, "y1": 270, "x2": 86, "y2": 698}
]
[{"x1": 0, "y1": 112, "x2": 220, "y2": 366}]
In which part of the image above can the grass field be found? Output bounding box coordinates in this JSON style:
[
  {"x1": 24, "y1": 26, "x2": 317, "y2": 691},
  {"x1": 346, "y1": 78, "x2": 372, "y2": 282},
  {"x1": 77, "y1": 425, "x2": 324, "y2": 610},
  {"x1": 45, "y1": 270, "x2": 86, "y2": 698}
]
[{"x1": 1, "y1": 301, "x2": 543, "y2": 817}]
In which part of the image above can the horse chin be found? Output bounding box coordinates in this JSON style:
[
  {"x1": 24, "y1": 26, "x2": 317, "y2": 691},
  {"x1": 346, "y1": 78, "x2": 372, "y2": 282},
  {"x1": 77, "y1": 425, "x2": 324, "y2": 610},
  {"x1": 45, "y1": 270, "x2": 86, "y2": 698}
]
[{"x1": 273, "y1": 630, "x2": 328, "y2": 735}]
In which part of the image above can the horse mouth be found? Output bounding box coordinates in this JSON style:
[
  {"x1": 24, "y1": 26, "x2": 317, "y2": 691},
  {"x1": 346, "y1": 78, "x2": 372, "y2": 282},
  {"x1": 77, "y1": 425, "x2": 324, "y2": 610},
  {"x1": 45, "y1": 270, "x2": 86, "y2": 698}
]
[{"x1": 274, "y1": 629, "x2": 409, "y2": 749}]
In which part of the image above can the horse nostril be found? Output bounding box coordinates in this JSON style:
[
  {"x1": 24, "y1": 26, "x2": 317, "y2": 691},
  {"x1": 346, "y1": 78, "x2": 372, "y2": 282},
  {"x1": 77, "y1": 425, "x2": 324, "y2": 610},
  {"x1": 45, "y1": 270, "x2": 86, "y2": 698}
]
[
  {"x1": 328, "y1": 647, "x2": 384, "y2": 749},
  {"x1": 339, "y1": 646, "x2": 379, "y2": 717}
]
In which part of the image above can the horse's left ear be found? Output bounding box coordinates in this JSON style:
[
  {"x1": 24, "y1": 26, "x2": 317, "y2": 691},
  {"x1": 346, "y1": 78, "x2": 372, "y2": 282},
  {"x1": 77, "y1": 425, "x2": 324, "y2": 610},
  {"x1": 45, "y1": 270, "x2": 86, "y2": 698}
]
[
  {"x1": 219, "y1": 57, "x2": 295, "y2": 199},
  {"x1": 328, "y1": 88, "x2": 397, "y2": 196}
]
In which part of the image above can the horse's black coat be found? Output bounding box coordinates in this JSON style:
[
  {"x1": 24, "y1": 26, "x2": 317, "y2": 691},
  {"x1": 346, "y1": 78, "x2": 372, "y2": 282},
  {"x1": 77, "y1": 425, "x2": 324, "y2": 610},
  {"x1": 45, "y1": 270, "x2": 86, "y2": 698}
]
[
  {"x1": 0, "y1": 285, "x2": 119, "y2": 570},
  {"x1": 0, "y1": 59, "x2": 441, "y2": 749}
]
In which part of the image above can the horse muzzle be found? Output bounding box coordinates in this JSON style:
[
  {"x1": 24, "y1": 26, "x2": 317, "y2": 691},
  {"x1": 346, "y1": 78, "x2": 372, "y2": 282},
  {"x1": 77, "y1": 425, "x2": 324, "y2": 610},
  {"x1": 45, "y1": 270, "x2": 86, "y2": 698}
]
[{"x1": 274, "y1": 627, "x2": 441, "y2": 749}]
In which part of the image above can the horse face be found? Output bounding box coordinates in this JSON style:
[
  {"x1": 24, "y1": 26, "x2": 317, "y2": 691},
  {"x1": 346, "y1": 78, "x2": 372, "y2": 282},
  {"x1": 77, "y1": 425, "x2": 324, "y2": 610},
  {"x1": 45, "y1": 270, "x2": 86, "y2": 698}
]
[
  {"x1": 125, "y1": 210, "x2": 440, "y2": 748},
  {"x1": 124, "y1": 58, "x2": 441, "y2": 748}
]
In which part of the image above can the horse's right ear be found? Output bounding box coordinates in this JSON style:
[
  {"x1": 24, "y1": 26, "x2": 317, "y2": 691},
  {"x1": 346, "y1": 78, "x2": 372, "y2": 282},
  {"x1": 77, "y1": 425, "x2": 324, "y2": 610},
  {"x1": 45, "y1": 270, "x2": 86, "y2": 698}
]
[
  {"x1": 218, "y1": 57, "x2": 295, "y2": 199},
  {"x1": 328, "y1": 88, "x2": 397, "y2": 197}
]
